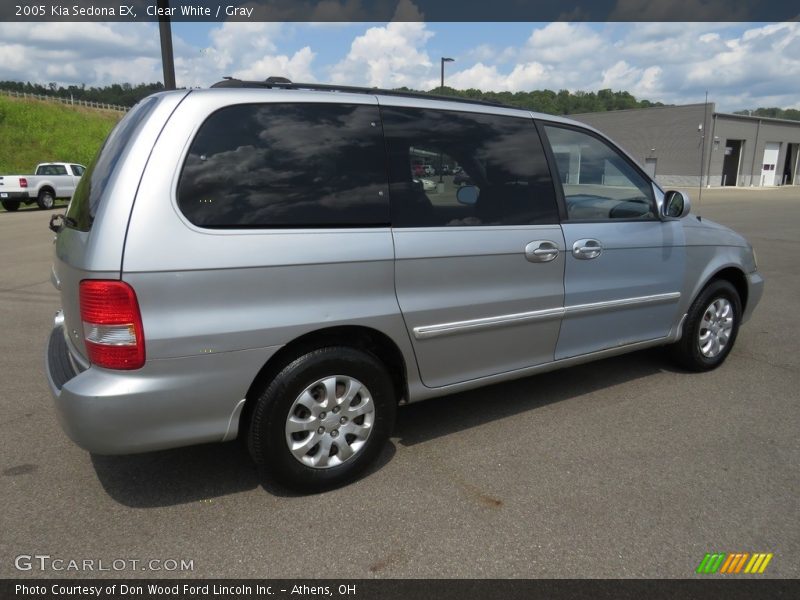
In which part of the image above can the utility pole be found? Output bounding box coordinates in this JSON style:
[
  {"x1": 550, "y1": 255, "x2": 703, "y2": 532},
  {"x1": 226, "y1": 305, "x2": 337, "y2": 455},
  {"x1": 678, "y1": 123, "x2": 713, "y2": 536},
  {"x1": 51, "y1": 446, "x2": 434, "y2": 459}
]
[
  {"x1": 158, "y1": 0, "x2": 176, "y2": 90},
  {"x1": 698, "y1": 90, "x2": 708, "y2": 216}
]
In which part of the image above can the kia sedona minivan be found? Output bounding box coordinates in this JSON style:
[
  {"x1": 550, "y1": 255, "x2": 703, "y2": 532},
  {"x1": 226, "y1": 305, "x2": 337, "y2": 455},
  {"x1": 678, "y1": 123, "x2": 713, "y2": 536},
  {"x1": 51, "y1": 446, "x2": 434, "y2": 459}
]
[{"x1": 46, "y1": 78, "x2": 763, "y2": 490}]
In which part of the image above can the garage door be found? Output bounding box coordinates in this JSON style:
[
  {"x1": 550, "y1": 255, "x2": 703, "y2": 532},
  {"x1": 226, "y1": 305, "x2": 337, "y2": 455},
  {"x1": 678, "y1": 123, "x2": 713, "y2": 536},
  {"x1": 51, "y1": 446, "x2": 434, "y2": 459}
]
[{"x1": 761, "y1": 142, "x2": 780, "y2": 186}]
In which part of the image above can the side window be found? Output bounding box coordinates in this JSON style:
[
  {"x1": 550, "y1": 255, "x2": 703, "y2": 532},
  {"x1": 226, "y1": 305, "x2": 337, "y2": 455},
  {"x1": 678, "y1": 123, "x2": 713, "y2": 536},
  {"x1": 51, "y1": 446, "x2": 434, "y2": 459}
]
[
  {"x1": 71, "y1": 164, "x2": 85, "y2": 176},
  {"x1": 53, "y1": 165, "x2": 68, "y2": 175},
  {"x1": 177, "y1": 103, "x2": 388, "y2": 228},
  {"x1": 543, "y1": 125, "x2": 656, "y2": 221},
  {"x1": 381, "y1": 107, "x2": 558, "y2": 227}
]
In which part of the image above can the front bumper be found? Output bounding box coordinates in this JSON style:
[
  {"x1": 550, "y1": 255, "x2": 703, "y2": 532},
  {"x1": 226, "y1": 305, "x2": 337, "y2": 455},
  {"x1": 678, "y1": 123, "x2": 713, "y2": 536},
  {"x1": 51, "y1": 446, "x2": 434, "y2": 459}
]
[
  {"x1": 45, "y1": 319, "x2": 280, "y2": 455},
  {"x1": 742, "y1": 271, "x2": 764, "y2": 324}
]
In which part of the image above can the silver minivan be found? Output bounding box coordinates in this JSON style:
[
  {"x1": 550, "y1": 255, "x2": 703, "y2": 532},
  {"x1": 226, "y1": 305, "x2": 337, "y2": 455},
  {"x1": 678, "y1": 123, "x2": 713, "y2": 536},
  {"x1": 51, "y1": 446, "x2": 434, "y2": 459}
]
[{"x1": 46, "y1": 79, "x2": 763, "y2": 490}]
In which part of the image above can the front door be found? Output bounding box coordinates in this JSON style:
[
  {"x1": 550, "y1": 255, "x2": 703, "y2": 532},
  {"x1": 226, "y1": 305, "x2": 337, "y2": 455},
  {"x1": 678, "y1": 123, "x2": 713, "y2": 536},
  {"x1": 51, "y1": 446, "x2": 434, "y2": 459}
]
[
  {"x1": 541, "y1": 124, "x2": 685, "y2": 360},
  {"x1": 382, "y1": 105, "x2": 565, "y2": 388}
]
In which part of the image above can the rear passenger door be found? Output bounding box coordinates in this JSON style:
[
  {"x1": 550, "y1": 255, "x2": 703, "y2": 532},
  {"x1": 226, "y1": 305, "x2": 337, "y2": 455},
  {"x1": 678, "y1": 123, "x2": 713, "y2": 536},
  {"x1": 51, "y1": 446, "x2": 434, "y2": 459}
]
[{"x1": 382, "y1": 103, "x2": 565, "y2": 388}]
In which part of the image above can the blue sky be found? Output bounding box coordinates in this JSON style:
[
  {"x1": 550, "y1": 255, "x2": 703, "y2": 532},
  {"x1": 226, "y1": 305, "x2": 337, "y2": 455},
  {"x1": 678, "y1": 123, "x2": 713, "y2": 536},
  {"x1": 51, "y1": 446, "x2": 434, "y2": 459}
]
[{"x1": 0, "y1": 20, "x2": 797, "y2": 112}]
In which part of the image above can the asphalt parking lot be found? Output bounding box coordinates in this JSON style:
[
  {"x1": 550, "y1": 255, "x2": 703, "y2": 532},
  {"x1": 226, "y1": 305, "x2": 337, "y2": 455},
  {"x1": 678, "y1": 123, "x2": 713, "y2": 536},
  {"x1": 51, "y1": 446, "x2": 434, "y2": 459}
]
[{"x1": 1, "y1": 187, "x2": 798, "y2": 579}]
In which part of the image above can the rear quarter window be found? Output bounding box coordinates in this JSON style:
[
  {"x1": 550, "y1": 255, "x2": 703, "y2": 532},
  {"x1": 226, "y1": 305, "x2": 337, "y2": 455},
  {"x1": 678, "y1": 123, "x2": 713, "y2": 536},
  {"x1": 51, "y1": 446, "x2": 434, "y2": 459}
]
[
  {"x1": 65, "y1": 96, "x2": 159, "y2": 231},
  {"x1": 177, "y1": 103, "x2": 389, "y2": 228}
]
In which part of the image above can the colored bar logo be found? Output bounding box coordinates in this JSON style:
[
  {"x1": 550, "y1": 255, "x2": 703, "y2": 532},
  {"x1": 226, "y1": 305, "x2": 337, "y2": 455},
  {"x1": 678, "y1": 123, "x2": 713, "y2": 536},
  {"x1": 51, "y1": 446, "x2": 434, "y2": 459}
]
[{"x1": 696, "y1": 552, "x2": 773, "y2": 574}]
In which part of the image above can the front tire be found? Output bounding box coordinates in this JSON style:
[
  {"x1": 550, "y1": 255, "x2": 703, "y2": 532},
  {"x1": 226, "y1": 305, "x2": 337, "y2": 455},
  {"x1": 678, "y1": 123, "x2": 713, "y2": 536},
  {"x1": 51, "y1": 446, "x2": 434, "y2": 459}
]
[
  {"x1": 248, "y1": 347, "x2": 396, "y2": 491},
  {"x1": 37, "y1": 190, "x2": 55, "y2": 210},
  {"x1": 670, "y1": 280, "x2": 741, "y2": 371},
  {"x1": 1, "y1": 200, "x2": 21, "y2": 212}
]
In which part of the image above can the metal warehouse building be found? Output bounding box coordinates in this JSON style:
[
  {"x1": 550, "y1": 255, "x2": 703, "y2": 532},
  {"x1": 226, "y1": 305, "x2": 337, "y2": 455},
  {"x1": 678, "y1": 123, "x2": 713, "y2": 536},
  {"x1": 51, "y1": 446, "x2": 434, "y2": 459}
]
[{"x1": 571, "y1": 104, "x2": 800, "y2": 188}]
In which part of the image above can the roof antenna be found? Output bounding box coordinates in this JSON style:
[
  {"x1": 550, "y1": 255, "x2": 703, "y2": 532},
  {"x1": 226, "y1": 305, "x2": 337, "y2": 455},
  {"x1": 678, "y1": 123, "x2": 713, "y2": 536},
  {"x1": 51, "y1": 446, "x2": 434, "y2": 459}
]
[{"x1": 697, "y1": 90, "x2": 708, "y2": 221}]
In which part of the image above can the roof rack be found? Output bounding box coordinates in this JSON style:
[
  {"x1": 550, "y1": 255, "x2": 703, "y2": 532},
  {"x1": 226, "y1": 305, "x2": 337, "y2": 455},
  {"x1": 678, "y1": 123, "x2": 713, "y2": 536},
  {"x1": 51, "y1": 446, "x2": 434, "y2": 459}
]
[{"x1": 210, "y1": 76, "x2": 513, "y2": 109}]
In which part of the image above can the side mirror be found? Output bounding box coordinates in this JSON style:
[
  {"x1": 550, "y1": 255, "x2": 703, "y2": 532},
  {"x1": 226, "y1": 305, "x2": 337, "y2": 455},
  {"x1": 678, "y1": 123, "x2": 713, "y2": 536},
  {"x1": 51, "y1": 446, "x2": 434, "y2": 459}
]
[
  {"x1": 49, "y1": 213, "x2": 65, "y2": 233},
  {"x1": 663, "y1": 190, "x2": 691, "y2": 219},
  {"x1": 456, "y1": 185, "x2": 479, "y2": 205}
]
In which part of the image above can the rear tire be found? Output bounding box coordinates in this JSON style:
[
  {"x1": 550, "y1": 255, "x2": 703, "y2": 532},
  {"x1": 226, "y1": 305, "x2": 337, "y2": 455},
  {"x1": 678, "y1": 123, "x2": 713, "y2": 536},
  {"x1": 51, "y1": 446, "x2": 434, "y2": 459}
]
[
  {"x1": 248, "y1": 347, "x2": 396, "y2": 492},
  {"x1": 669, "y1": 280, "x2": 741, "y2": 372},
  {"x1": 37, "y1": 190, "x2": 55, "y2": 210},
  {"x1": 1, "y1": 200, "x2": 20, "y2": 212}
]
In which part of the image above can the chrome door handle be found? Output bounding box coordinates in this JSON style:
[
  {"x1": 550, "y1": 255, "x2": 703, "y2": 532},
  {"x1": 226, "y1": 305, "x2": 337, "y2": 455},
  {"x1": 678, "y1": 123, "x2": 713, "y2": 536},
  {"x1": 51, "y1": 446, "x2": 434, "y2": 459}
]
[
  {"x1": 572, "y1": 239, "x2": 603, "y2": 259},
  {"x1": 525, "y1": 240, "x2": 560, "y2": 263}
]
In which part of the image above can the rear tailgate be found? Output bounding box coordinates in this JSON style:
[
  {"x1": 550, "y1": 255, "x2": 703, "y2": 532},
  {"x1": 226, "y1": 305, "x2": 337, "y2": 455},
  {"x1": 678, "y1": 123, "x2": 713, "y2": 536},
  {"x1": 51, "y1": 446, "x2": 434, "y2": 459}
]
[
  {"x1": 52, "y1": 90, "x2": 191, "y2": 362},
  {"x1": 0, "y1": 175, "x2": 28, "y2": 195}
]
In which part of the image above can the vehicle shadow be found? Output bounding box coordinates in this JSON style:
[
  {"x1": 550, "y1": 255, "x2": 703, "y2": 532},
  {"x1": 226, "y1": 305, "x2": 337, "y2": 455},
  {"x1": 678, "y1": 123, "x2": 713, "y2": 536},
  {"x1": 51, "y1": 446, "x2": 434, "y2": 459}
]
[
  {"x1": 91, "y1": 348, "x2": 673, "y2": 507},
  {"x1": 90, "y1": 438, "x2": 397, "y2": 508},
  {"x1": 394, "y1": 348, "x2": 673, "y2": 447}
]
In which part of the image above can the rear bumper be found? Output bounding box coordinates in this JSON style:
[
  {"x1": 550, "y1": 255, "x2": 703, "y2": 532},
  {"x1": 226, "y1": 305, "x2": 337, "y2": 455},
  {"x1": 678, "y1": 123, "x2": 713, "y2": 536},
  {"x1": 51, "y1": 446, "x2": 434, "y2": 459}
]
[
  {"x1": 742, "y1": 271, "x2": 764, "y2": 324},
  {"x1": 45, "y1": 320, "x2": 280, "y2": 455},
  {"x1": 0, "y1": 191, "x2": 30, "y2": 200}
]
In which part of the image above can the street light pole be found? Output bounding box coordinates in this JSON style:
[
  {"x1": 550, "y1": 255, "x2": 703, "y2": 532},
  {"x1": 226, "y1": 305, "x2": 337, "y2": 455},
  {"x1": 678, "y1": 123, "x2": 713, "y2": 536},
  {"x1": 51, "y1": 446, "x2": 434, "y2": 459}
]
[
  {"x1": 158, "y1": 0, "x2": 176, "y2": 90},
  {"x1": 440, "y1": 57, "x2": 454, "y2": 92}
]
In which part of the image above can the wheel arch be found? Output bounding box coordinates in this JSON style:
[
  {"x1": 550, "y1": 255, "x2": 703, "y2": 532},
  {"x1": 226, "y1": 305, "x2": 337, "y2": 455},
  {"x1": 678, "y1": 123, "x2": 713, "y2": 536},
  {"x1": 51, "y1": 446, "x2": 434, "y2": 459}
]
[
  {"x1": 38, "y1": 185, "x2": 56, "y2": 198},
  {"x1": 238, "y1": 325, "x2": 409, "y2": 439},
  {"x1": 704, "y1": 266, "x2": 749, "y2": 313}
]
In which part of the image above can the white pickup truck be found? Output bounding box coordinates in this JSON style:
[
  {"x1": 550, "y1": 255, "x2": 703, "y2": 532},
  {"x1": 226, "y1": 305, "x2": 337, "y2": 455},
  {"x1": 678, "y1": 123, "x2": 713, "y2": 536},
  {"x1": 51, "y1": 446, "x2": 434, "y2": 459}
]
[{"x1": 0, "y1": 162, "x2": 85, "y2": 211}]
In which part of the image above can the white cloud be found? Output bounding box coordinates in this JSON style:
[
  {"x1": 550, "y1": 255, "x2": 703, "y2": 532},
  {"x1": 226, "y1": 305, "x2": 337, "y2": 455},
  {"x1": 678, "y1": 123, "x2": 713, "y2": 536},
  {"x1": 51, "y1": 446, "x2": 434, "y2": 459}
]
[
  {"x1": 176, "y1": 22, "x2": 298, "y2": 86},
  {"x1": 232, "y1": 47, "x2": 317, "y2": 82},
  {"x1": 600, "y1": 61, "x2": 663, "y2": 98},
  {"x1": 506, "y1": 63, "x2": 551, "y2": 90},
  {"x1": 467, "y1": 44, "x2": 500, "y2": 63},
  {"x1": 0, "y1": 44, "x2": 29, "y2": 72},
  {"x1": 441, "y1": 63, "x2": 505, "y2": 91},
  {"x1": 521, "y1": 22, "x2": 604, "y2": 64},
  {"x1": 0, "y1": 21, "x2": 315, "y2": 89},
  {"x1": 330, "y1": 21, "x2": 434, "y2": 88},
  {"x1": 441, "y1": 61, "x2": 553, "y2": 92},
  {"x1": 0, "y1": 23, "x2": 162, "y2": 86},
  {"x1": 683, "y1": 23, "x2": 800, "y2": 98}
]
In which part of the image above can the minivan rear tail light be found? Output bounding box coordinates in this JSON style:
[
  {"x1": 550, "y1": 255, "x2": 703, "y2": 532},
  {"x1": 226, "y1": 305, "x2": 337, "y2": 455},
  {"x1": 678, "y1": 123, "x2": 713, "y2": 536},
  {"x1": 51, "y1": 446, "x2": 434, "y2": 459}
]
[
  {"x1": 19, "y1": 177, "x2": 27, "y2": 188},
  {"x1": 79, "y1": 280, "x2": 145, "y2": 370}
]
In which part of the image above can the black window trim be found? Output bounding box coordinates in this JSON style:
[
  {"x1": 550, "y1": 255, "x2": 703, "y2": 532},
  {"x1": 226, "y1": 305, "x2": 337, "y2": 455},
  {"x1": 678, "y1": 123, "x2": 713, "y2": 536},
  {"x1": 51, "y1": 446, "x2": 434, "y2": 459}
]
[{"x1": 536, "y1": 120, "x2": 660, "y2": 224}]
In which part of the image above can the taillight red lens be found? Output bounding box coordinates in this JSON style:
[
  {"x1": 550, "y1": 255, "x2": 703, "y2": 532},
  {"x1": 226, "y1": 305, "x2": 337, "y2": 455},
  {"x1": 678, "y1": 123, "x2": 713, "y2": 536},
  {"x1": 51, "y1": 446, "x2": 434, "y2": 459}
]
[
  {"x1": 79, "y1": 280, "x2": 145, "y2": 370},
  {"x1": 19, "y1": 177, "x2": 27, "y2": 188}
]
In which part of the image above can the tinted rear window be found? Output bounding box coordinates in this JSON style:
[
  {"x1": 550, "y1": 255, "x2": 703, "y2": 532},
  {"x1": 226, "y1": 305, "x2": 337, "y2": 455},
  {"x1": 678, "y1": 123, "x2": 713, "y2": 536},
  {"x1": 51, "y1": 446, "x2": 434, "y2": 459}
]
[
  {"x1": 37, "y1": 164, "x2": 68, "y2": 175},
  {"x1": 65, "y1": 96, "x2": 159, "y2": 231},
  {"x1": 177, "y1": 103, "x2": 389, "y2": 228}
]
